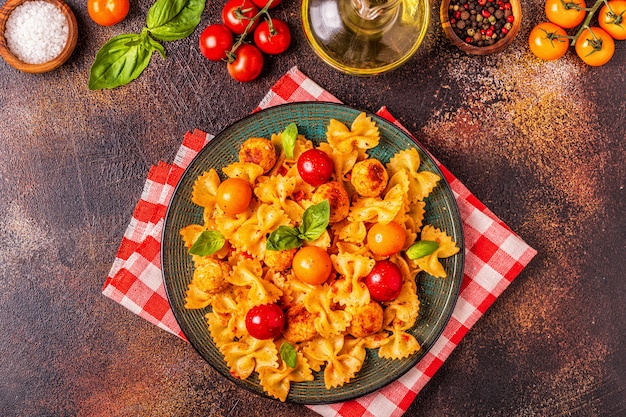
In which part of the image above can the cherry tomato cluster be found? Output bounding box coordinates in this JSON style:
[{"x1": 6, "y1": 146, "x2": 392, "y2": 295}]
[
  {"x1": 529, "y1": 0, "x2": 625, "y2": 66},
  {"x1": 199, "y1": 0, "x2": 291, "y2": 82}
]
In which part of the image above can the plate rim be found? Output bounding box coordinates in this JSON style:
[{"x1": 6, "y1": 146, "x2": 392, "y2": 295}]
[{"x1": 161, "y1": 101, "x2": 465, "y2": 404}]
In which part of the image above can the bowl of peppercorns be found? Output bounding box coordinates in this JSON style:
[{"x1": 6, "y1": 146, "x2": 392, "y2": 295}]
[{"x1": 440, "y1": 0, "x2": 521, "y2": 55}]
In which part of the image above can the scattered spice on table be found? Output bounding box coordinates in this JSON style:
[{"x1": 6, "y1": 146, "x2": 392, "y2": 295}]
[
  {"x1": 5, "y1": 0, "x2": 69, "y2": 64},
  {"x1": 447, "y1": 0, "x2": 515, "y2": 46}
]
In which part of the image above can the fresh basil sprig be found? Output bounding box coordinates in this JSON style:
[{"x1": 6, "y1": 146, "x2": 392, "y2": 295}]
[
  {"x1": 189, "y1": 230, "x2": 225, "y2": 256},
  {"x1": 406, "y1": 240, "x2": 439, "y2": 260},
  {"x1": 89, "y1": 0, "x2": 206, "y2": 90},
  {"x1": 280, "y1": 342, "x2": 297, "y2": 368},
  {"x1": 266, "y1": 200, "x2": 330, "y2": 251},
  {"x1": 147, "y1": 0, "x2": 206, "y2": 42},
  {"x1": 281, "y1": 123, "x2": 298, "y2": 159}
]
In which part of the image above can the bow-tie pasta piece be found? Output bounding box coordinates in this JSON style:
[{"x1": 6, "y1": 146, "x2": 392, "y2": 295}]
[
  {"x1": 192, "y1": 169, "x2": 220, "y2": 208},
  {"x1": 413, "y1": 225, "x2": 460, "y2": 278}
]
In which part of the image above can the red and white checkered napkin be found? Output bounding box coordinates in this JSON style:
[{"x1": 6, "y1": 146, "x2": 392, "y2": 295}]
[{"x1": 103, "y1": 66, "x2": 536, "y2": 417}]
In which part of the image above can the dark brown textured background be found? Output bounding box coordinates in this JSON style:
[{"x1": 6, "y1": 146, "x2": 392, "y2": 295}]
[{"x1": 0, "y1": 0, "x2": 624, "y2": 415}]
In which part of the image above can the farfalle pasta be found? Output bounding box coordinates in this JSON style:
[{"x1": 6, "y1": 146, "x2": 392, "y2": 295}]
[{"x1": 181, "y1": 113, "x2": 460, "y2": 401}]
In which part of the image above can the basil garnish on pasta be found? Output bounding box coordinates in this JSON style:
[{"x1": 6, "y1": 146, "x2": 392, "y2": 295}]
[
  {"x1": 281, "y1": 123, "x2": 298, "y2": 159},
  {"x1": 189, "y1": 230, "x2": 225, "y2": 256},
  {"x1": 266, "y1": 200, "x2": 330, "y2": 251},
  {"x1": 406, "y1": 240, "x2": 439, "y2": 260},
  {"x1": 280, "y1": 342, "x2": 297, "y2": 368}
]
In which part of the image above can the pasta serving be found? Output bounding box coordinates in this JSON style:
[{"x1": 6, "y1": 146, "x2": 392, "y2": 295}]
[{"x1": 180, "y1": 113, "x2": 459, "y2": 401}]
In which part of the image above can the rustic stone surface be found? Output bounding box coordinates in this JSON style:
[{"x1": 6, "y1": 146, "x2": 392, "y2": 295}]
[{"x1": 0, "y1": 0, "x2": 624, "y2": 415}]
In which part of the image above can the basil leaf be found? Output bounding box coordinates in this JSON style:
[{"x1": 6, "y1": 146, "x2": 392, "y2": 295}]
[
  {"x1": 298, "y1": 200, "x2": 330, "y2": 241},
  {"x1": 280, "y1": 342, "x2": 297, "y2": 368},
  {"x1": 266, "y1": 226, "x2": 302, "y2": 251},
  {"x1": 88, "y1": 33, "x2": 158, "y2": 90},
  {"x1": 147, "y1": 0, "x2": 206, "y2": 42},
  {"x1": 281, "y1": 123, "x2": 298, "y2": 159},
  {"x1": 146, "y1": 0, "x2": 187, "y2": 29},
  {"x1": 406, "y1": 240, "x2": 439, "y2": 260},
  {"x1": 189, "y1": 230, "x2": 225, "y2": 256}
]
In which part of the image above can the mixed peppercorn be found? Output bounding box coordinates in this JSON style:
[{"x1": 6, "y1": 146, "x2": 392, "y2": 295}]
[{"x1": 448, "y1": 0, "x2": 515, "y2": 46}]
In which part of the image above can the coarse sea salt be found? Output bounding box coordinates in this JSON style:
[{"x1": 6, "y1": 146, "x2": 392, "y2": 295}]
[{"x1": 5, "y1": 0, "x2": 69, "y2": 64}]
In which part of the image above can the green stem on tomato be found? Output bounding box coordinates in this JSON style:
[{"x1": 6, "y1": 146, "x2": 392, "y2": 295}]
[
  {"x1": 226, "y1": 0, "x2": 275, "y2": 63},
  {"x1": 570, "y1": 0, "x2": 606, "y2": 45}
]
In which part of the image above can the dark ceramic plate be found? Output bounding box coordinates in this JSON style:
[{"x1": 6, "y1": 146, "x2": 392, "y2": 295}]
[{"x1": 162, "y1": 102, "x2": 464, "y2": 404}]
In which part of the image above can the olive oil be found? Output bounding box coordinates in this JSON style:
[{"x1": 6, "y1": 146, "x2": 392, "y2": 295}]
[{"x1": 302, "y1": 0, "x2": 430, "y2": 75}]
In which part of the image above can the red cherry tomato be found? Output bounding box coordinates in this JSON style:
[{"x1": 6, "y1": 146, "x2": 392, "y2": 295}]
[
  {"x1": 245, "y1": 304, "x2": 285, "y2": 339},
  {"x1": 297, "y1": 149, "x2": 334, "y2": 186},
  {"x1": 222, "y1": 0, "x2": 259, "y2": 35},
  {"x1": 88, "y1": 0, "x2": 129, "y2": 26},
  {"x1": 253, "y1": 18, "x2": 291, "y2": 55},
  {"x1": 216, "y1": 177, "x2": 252, "y2": 215},
  {"x1": 251, "y1": 0, "x2": 281, "y2": 9},
  {"x1": 365, "y1": 260, "x2": 403, "y2": 302},
  {"x1": 199, "y1": 24, "x2": 234, "y2": 61},
  {"x1": 227, "y1": 44, "x2": 264, "y2": 82}
]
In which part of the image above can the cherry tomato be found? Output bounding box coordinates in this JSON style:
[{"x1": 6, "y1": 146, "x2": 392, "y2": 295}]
[
  {"x1": 253, "y1": 19, "x2": 291, "y2": 55},
  {"x1": 222, "y1": 0, "x2": 260, "y2": 35},
  {"x1": 297, "y1": 149, "x2": 334, "y2": 186},
  {"x1": 251, "y1": 0, "x2": 281, "y2": 9},
  {"x1": 528, "y1": 22, "x2": 570, "y2": 61},
  {"x1": 216, "y1": 177, "x2": 252, "y2": 215},
  {"x1": 292, "y1": 246, "x2": 332, "y2": 285},
  {"x1": 575, "y1": 27, "x2": 615, "y2": 66},
  {"x1": 545, "y1": 0, "x2": 586, "y2": 29},
  {"x1": 599, "y1": 1, "x2": 626, "y2": 40},
  {"x1": 87, "y1": 0, "x2": 130, "y2": 26},
  {"x1": 199, "y1": 24, "x2": 234, "y2": 61},
  {"x1": 227, "y1": 44, "x2": 264, "y2": 82},
  {"x1": 365, "y1": 260, "x2": 403, "y2": 302},
  {"x1": 366, "y1": 221, "x2": 405, "y2": 257},
  {"x1": 245, "y1": 304, "x2": 285, "y2": 339}
]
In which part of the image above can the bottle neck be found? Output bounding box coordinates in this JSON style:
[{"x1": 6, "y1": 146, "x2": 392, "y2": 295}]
[{"x1": 341, "y1": 0, "x2": 402, "y2": 34}]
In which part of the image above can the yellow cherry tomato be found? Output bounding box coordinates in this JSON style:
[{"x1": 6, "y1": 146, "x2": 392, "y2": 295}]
[
  {"x1": 216, "y1": 178, "x2": 252, "y2": 215},
  {"x1": 292, "y1": 246, "x2": 332, "y2": 285},
  {"x1": 366, "y1": 221, "x2": 406, "y2": 256},
  {"x1": 575, "y1": 27, "x2": 615, "y2": 66}
]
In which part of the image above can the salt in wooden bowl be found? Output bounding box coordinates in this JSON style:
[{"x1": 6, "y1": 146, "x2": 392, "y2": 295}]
[{"x1": 0, "y1": 0, "x2": 78, "y2": 73}]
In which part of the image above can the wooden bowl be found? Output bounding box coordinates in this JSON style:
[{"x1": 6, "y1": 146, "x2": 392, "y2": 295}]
[
  {"x1": 0, "y1": 0, "x2": 78, "y2": 73},
  {"x1": 440, "y1": 0, "x2": 521, "y2": 55}
]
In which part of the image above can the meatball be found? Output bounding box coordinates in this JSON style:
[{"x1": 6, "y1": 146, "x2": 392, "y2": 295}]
[
  {"x1": 192, "y1": 258, "x2": 232, "y2": 294},
  {"x1": 347, "y1": 301, "x2": 384, "y2": 338},
  {"x1": 238, "y1": 137, "x2": 277, "y2": 173},
  {"x1": 282, "y1": 304, "x2": 318, "y2": 343},
  {"x1": 263, "y1": 248, "x2": 297, "y2": 272},
  {"x1": 350, "y1": 158, "x2": 389, "y2": 197},
  {"x1": 312, "y1": 181, "x2": 350, "y2": 223}
]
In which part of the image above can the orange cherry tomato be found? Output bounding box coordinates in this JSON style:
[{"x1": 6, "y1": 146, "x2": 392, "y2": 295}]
[
  {"x1": 545, "y1": 0, "x2": 586, "y2": 29},
  {"x1": 216, "y1": 178, "x2": 252, "y2": 215},
  {"x1": 292, "y1": 246, "x2": 332, "y2": 285},
  {"x1": 366, "y1": 221, "x2": 405, "y2": 257},
  {"x1": 575, "y1": 27, "x2": 615, "y2": 66},
  {"x1": 88, "y1": 0, "x2": 130, "y2": 26},
  {"x1": 599, "y1": 0, "x2": 626, "y2": 40},
  {"x1": 528, "y1": 22, "x2": 570, "y2": 61}
]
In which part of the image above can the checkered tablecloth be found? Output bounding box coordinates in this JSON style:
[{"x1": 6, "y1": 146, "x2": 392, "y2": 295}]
[{"x1": 103, "y1": 66, "x2": 537, "y2": 417}]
